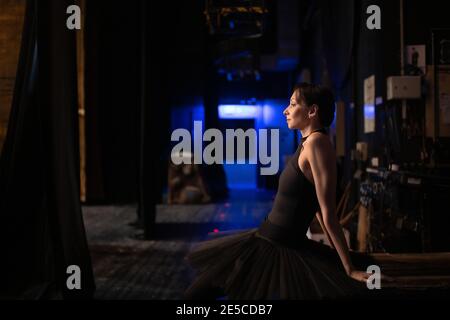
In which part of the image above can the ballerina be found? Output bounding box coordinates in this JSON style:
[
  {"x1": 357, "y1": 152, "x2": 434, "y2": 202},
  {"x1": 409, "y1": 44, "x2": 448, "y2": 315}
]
[{"x1": 184, "y1": 83, "x2": 373, "y2": 300}]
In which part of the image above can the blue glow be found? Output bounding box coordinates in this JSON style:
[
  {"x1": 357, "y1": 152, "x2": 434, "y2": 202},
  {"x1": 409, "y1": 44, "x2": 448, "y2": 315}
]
[
  {"x1": 218, "y1": 104, "x2": 261, "y2": 119},
  {"x1": 330, "y1": 105, "x2": 337, "y2": 129},
  {"x1": 276, "y1": 57, "x2": 298, "y2": 71},
  {"x1": 170, "y1": 104, "x2": 205, "y2": 136},
  {"x1": 364, "y1": 104, "x2": 375, "y2": 119},
  {"x1": 262, "y1": 104, "x2": 276, "y2": 123},
  {"x1": 192, "y1": 105, "x2": 205, "y2": 122},
  {"x1": 223, "y1": 163, "x2": 257, "y2": 189}
]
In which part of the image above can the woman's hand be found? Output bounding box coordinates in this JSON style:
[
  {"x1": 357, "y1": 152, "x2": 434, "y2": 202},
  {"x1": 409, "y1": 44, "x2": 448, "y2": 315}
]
[
  {"x1": 347, "y1": 270, "x2": 371, "y2": 283},
  {"x1": 347, "y1": 269, "x2": 395, "y2": 284}
]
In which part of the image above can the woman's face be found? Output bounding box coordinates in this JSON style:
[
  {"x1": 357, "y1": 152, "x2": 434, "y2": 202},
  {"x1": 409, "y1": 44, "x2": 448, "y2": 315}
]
[{"x1": 283, "y1": 90, "x2": 310, "y2": 130}]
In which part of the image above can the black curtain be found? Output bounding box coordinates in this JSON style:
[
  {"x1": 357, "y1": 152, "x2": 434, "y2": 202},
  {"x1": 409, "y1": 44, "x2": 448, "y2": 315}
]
[
  {"x1": 0, "y1": 0, "x2": 95, "y2": 298},
  {"x1": 138, "y1": 0, "x2": 173, "y2": 238},
  {"x1": 320, "y1": 0, "x2": 355, "y2": 97},
  {"x1": 84, "y1": 0, "x2": 141, "y2": 204}
]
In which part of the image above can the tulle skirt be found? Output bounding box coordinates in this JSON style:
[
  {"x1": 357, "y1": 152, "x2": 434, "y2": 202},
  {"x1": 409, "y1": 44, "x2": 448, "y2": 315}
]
[{"x1": 185, "y1": 219, "x2": 369, "y2": 300}]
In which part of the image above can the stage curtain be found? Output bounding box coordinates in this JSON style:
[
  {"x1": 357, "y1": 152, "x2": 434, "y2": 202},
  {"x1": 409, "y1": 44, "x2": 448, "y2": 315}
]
[{"x1": 0, "y1": 0, "x2": 95, "y2": 299}]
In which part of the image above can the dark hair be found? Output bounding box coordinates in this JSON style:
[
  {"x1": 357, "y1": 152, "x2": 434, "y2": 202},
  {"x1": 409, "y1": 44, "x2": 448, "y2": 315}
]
[{"x1": 293, "y1": 82, "x2": 336, "y2": 127}]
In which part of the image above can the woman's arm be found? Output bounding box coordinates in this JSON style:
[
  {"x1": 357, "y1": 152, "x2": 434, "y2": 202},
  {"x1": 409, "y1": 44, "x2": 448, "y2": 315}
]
[{"x1": 304, "y1": 135, "x2": 369, "y2": 282}]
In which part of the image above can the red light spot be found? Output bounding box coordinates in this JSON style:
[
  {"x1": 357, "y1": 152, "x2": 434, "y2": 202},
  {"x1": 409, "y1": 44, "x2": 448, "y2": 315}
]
[{"x1": 213, "y1": 228, "x2": 219, "y2": 233}]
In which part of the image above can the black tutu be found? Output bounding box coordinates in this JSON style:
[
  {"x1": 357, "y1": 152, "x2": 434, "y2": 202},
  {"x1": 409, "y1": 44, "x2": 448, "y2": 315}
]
[{"x1": 185, "y1": 220, "x2": 369, "y2": 300}]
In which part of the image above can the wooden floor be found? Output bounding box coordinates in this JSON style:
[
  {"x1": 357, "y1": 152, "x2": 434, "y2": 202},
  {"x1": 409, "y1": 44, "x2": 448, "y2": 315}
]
[
  {"x1": 83, "y1": 190, "x2": 274, "y2": 300},
  {"x1": 83, "y1": 189, "x2": 450, "y2": 299}
]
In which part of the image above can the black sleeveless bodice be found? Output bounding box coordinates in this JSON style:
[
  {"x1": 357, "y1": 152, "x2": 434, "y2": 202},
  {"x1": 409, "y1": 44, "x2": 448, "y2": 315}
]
[{"x1": 258, "y1": 128, "x2": 328, "y2": 245}]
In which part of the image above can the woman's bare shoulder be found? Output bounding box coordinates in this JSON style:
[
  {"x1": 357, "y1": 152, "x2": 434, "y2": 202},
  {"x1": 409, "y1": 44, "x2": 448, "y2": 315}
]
[
  {"x1": 304, "y1": 132, "x2": 332, "y2": 150},
  {"x1": 302, "y1": 133, "x2": 335, "y2": 164}
]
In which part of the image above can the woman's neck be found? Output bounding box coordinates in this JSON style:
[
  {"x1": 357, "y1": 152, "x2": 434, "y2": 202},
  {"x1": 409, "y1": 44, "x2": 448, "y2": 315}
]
[{"x1": 300, "y1": 126, "x2": 324, "y2": 139}]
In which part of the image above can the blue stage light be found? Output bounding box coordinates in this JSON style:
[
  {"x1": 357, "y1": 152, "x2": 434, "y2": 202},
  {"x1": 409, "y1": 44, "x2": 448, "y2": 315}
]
[{"x1": 218, "y1": 104, "x2": 260, "y2": 119}]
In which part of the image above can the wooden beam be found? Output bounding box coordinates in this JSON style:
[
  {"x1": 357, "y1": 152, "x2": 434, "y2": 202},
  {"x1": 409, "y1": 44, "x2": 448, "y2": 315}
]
[
  {"x1": 357, "y1": 203, "x2": 370, "y2": 252},
  {"x1": 76, "y1": 0, "x2": 86, "y2": 202},
  {"x1": 0, "y1": 0, "x2": 26, "y2": 150}
]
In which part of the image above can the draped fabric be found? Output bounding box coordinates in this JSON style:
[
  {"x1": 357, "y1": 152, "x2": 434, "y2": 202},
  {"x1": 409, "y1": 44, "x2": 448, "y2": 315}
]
[
  {"x1": 186, "y1": 226, "x2": 368, "y2": 300},
  {"x1": 319, "y1": 0, "x2": 355, "y2": 94},
  {"x1": 84, "y1": 0, "x2": 141, "y2": 204},
  {"x1": 0, "y1": 0, "x2": 95, "y2": 299}
]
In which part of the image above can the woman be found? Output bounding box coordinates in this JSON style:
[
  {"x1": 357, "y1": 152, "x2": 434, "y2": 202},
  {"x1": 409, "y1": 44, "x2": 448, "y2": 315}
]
[{"x1": 184, "y1": 83, "x2": 372, "y2": 300}]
